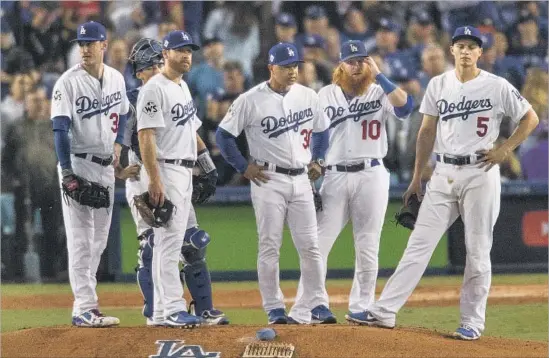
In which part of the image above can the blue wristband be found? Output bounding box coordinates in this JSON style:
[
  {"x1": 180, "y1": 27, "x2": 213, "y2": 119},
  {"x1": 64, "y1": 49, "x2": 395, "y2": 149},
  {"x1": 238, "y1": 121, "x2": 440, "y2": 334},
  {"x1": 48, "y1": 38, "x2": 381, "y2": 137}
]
[{"x1": 376, "y1": 73, "x2": 397, "y2": 94}]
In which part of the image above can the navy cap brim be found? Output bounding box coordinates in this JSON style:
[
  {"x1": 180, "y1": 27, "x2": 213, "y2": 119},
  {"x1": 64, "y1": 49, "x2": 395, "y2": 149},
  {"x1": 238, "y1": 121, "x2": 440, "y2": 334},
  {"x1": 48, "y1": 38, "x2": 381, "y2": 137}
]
[
  {"x1": 272, "y1": 59, "x2": 304, "y2": 66},
  {"x1": 452, "y1": 35, "x2": 482, "y2": 47},
  {"x1": 71, "y1": 37, "x2": 105, "y2": 43},
  {"x1": 341, "y1": 53, "x2": 367, "y2": 62},
  {"x1": 167, "y1": 43, "x2": 200, "y2": 51}
]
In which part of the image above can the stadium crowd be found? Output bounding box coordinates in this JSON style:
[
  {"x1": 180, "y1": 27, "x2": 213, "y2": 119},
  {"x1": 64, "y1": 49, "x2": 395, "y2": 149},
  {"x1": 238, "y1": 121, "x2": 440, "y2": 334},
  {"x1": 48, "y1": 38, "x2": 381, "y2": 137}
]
[{"x1": 0, "y1": 1, "x2": 547, "y2": 281}]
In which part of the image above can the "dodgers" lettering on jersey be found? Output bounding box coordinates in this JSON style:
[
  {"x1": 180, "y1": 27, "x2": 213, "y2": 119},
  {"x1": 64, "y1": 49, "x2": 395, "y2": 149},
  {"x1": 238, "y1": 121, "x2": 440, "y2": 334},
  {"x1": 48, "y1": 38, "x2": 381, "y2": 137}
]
[
  {"x1": 76, "y1": 91, "x2": 123, "y2": 119},
  {"x1": 261, "y1": 107, "x2": 314, "y2": 138},
  {"x1": 171, "y1": 100, "x2": 197, "y2": 127},
  {"x1": 437, "y1": 96, "x2": 493, "y2": 121},
  {"x1": 326, "y1": 98, "x2": 382, "y2": 129}
]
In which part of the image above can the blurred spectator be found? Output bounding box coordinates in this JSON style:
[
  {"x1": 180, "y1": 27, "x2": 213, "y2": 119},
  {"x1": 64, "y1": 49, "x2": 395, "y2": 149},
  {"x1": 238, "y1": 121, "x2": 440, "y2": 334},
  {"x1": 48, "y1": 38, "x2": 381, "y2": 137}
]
[
  {"x1": 324, "y1": 27, "x2": 342, "y2": 65},
  {"x1": 1, "y1": 72, "x2": 34, "y2": 128},
  {"x1": 339, "y1": 7, "x2": 374, "y2": 45},
  {"x1": 417, "y1": 44, "x2": 450, "y2": 90},
  {"x1": 507, "y1": 11, "x2": 548, "y2": 69},
  {"x1": 274, "y1": 12, "x2": 297, "y2": 43},
  {"x1": 493, "y1": 31, "x2": 510, "y2": 57},
  {"x1": 2, "y1": 87, "x2": 66, "y2": 281},
  {"x1": 203, "y1": 2, "x2": 260, "y2": 80},
  {"x1": 297, "y1": 62, "x2": 323, "y2": 92},
  {"x1": 187, "y1": 36, "x2": 225, "y2": 122},
  {"x1": 157, "y1": 21, "x2": 178, "y2": 42},
  {"x1": 406, "y1": 10, "x2": 440, "y2": 70},
  {"x1": 521, "y1": 126, "x2": 548, "y2": 181},
  {"x1": 106, "y1": 38, "x2": 137, "y2": 89},
  {"x1": 61, "y1": 0, "x2": 101, "y2": 31},
  {"x1": 295, "y1": 5, "x2": 332, "y2": 49},
  {"x1": 301, "y1": 34, "x2": 332, "y2": 85},
  {"x1": 107, "y1": 1, "x2": 141, "y2": 37},
  {"x1": 478, "y1": 32, "x2": 526, "y2": 90},
  {"x1": 366, "y1": 18, "x2": 401, "y2": 56},
  {"x1": 158, "y1": 1, "x2": 203, "y2": 45}
]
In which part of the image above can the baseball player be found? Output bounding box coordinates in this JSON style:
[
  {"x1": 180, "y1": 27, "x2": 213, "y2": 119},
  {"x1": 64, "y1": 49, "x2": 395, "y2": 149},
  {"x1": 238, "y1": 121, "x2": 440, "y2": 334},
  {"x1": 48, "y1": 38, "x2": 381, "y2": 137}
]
[
  {"x1": 124, "y1": 38, "x2": 228, "y2": 326},
  {"x1": 347, "y1": 26, "x2": 539, "y2": 340},
  {"x1": 51, "y1": 21, "x2": 129, "y2": 327},
  {"x1": 136, "y1": 30, "x2": 210, "y2": 328},
  {"x1": 295, "y1": 40, "x2": 413, "y2": 317},
  {"x1": 216, "y1": 42, "x2": 334, "y2": 324}
]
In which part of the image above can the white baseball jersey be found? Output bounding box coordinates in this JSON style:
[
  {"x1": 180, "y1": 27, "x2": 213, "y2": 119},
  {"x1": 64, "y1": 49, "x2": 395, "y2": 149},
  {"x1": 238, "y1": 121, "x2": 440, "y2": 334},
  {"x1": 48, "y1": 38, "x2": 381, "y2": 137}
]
[
  {"x1": 318, "y1": 83, "x2": 403, "y2": 165},
  {"x1": 51, "y1": 64, "x2": 129, "y2": 156},
  {"x1": 136, "y1": 73, "x2": 201, "y2": 160},
  {"x1": 420, "y1": 70, "x2": 532, "y2": 155},
  {"x1": 219, "y1": 82, "x2": 326, "y2": 168}
]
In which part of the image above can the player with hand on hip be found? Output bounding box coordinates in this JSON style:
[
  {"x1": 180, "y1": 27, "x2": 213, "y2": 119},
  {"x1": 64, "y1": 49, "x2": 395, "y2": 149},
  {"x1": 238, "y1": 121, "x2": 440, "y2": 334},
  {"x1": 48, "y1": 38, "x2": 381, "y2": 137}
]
[
  {"x1": 348, "y1": 26, "x2": 539, "y2": 340},
  {"x1": 51, "y1": 21, "x2": 129, "y2": 327},
  {"x1": 124, "y1": 37, "x2": 228, "y2": 326},
  {"x1": 216, "y1": 42, "x2": 334, "y2": 324},
  {"x1": 296, "y1": 40, "x2": 413, "y2": 320},
  {"x1": 136, "y1": 30, "x2": 208, "y2": 328}
]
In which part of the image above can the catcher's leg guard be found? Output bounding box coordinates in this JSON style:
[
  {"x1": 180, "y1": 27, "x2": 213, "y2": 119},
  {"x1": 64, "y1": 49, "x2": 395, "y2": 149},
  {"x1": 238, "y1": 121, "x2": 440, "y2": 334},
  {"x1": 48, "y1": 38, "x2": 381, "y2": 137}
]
[
  {"x1": 180, "y1": 227, "x2": 213, "y2": 315},
  {"x1": 136, "y1": 228, "x2": 154, "y2": 318}
]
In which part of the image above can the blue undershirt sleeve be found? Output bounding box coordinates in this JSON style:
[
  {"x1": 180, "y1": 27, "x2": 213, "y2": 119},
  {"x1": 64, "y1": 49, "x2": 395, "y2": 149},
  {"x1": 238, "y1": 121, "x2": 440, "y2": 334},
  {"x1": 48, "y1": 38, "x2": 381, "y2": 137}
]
[
  {"x1": 52, "y1": 116, "x2": 72, "y2": 170},
  {"x1": 311, "y1": 129, "x2": 329, "y2": 160},
  {"x1": 215, "y1": 127, "x2": 249, "y2": 173}
]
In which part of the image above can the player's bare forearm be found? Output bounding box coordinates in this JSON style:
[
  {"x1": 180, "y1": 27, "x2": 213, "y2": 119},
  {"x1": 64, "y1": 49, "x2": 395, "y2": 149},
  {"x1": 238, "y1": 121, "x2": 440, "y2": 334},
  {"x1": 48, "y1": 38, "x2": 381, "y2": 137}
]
[
  {"x1": 138, "y1": 128, "x2": 161, "y2": 183},
  {"x1": 386, "y1": 87, "x2": 408, "y2": 107},
  {"x1": 412, "y1": 114, "x2": 438, "y2": 182},
  {"x1": 196, "y1": 133, "x2": 207, "y2": 152},
  {"x1": 498, "y1": 109, "x2": 539, "y2": 154}
]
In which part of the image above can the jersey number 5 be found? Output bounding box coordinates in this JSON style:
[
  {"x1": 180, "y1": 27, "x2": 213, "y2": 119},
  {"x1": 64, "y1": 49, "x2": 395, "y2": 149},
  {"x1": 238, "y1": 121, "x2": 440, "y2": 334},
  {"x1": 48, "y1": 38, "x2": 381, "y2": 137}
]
[
  {"x1": 110, "y1": 113, "x2": 119, "y2": 133},
  {"x1": 477, "y1": 116, "x2": 489, "y2": 137},
  {"x1": 301, "y1": 129, "x2": 313, "y2": 149},
  {"x1": 361, "y1": 119, "x2": 381, "y2": 140}
]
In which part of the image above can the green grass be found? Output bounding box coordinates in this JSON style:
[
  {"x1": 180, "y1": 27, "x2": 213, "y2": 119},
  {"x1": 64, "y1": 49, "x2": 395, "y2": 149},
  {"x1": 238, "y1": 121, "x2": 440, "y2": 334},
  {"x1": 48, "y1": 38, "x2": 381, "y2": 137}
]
[
  {"x1": 2, "y1": 305, "x2": 546, "y2": 341},
  {"x1": 120, "y1": 203, "x2": 448, "y2": 273}
]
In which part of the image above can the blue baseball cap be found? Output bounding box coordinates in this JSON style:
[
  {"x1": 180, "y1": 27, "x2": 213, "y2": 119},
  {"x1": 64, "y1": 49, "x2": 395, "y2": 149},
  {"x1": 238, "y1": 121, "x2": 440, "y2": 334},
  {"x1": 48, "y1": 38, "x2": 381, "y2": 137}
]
[
  {"x1": 276, "y1": 13, "x2": 296, "y2": 27},
  {"x1": 452, "y1": 26, "x2": 483, "y2": 47},
  {"x1": 378, "y1": 18, "x2": 399, "y2": 32},
  {"x1": 305, "y1": 5, "x2": 326, "y2": 19},
  {"x1": 411, "y1": 11, "x2": 433, "y2": 26},
  {"x1": 72, "y1": 21, "x2": 106, "y2": 42},
  {"x1": 303, "y1": 34, "x2": 325, "y2": 49},
  {"x1": 163, "y1": 30, "x2": 200, "y2": 51},
  {"x1": 339, "y1": 40, "x2": 368, "y2": 62},
  {"x1": 268, "y1": 42, "x2": 302, "y2": 66},
  {"x1": 480, "y1": 32, "x2": 494, "y2": 49}
]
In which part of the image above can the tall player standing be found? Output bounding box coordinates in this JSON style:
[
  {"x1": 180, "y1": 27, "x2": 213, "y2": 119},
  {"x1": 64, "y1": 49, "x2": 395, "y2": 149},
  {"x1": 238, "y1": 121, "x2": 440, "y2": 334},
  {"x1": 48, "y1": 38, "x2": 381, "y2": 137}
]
[
  {"x1": 216, "y1": 43, "x2": 334, "y2": 324},
  {"x1": 347, "y1": 26, "x2": 539, "y2": 340},
  {"x1": 136, "y1": 30, "x2": 207, "y2": 328},
  {"x1": 124, "y1": 38, "x2": 228, "y2": 326},
  {"x1": 295, "y1": 40, "x2": 413, "y2": 319},
  {"x1": 51, "y1": 21, "x2": 129, "y2": 327}
]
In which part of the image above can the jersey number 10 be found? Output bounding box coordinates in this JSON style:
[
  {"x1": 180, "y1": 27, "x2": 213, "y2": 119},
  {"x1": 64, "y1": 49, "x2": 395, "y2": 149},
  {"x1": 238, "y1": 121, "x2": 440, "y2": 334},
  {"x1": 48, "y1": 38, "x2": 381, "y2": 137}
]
[{"x1": 361, "y1": 119, "x2": 381, "y2": 140}]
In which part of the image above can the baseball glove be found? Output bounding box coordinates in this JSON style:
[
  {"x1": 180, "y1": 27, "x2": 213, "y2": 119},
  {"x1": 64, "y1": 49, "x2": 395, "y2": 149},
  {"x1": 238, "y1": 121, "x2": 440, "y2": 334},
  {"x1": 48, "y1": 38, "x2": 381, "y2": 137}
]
[
  {"x1": 133, "y1": 192, "x2": 175, "y2": 228},
  {"x1": 62, "y1": 174, "x2": 110, "y2": 209},
  {"x1": 394, "y1": 194, "x2": 421, "y2": 230},
  {"x1": 191, "y1": 170, "x2": 218, "y2": 205},
  {"x1": 313, "y1": 191, "x2": 323, "y2": 212}
]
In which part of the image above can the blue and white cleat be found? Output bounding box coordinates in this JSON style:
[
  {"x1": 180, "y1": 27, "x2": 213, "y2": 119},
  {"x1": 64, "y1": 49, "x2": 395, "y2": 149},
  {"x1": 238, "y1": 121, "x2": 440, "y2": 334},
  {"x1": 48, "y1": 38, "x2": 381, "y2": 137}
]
[
  {"x1": 453, "y1": 324, "x2": 481, "y2": 341},
  {"x1": 165, "y1": 311, "x2": 201, "y2": 328},
  {"x1": 267, "y1": 308, "x2": 288, "y2": 324},
  {"x1": 200, "y1": 309, "x2": 230, "y2": 325},
  {"x1": 311, "y1": 305, "x2": 337, "y2": 324},
  {"x1": 345, "y1": 310, "x2": 395, "y2": 329},
  {"x1": 146, "y1": 317, "x2": 166, "y2": 327},
  {"x1": 72, "y1": 309, "x2": 120, "y2": 328}
]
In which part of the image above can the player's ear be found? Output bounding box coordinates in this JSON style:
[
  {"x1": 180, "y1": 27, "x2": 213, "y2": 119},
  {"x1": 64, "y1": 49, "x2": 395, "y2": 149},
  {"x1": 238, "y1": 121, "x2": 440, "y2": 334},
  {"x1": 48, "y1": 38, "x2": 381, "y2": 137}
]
[{"x1": 101, "y1": 41, "x2": 108, "y2": 51}]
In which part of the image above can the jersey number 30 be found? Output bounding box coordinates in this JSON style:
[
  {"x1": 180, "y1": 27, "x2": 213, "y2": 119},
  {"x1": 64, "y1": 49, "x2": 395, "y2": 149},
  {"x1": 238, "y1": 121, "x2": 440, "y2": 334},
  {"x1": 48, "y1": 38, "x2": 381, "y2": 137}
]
[{"x1": 110, "y1": 113, "x2": 119, "y2": 133}]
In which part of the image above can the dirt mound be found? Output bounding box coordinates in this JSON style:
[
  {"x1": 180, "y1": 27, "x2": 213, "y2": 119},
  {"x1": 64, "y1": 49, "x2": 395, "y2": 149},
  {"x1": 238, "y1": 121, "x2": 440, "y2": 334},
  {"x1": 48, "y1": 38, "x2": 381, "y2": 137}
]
[{"x1": 2, "y1": 325, "x2": 547, "y2": 358}]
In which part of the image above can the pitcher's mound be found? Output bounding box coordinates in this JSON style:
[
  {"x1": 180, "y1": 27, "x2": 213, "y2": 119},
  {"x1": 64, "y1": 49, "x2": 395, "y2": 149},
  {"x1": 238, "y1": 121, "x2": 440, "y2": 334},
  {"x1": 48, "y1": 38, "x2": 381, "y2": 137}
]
[{"x1": 2, "y1": 325, "x2": 547, "y2": 357}]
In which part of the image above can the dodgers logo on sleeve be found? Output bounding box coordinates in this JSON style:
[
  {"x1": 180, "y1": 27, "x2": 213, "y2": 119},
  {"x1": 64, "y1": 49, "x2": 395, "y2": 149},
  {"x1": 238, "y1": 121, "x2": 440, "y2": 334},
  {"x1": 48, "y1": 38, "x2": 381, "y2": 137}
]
[{"x1": 143, "y1": 101, "x2": 158, "y2": 117}]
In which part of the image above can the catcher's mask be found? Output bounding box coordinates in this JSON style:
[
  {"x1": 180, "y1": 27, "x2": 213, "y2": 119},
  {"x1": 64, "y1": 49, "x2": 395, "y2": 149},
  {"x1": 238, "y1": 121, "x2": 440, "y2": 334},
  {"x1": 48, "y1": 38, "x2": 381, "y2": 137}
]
[{"x1": 128, "y1": 38, "x2": 164, "y2": 76}]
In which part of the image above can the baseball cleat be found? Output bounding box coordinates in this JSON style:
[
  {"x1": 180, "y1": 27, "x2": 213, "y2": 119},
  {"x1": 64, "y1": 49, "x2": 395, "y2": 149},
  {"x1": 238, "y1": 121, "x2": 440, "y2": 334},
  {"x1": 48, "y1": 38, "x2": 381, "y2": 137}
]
[
  {"x1": 165, "y1": 311, "x2": 201, "y2": 328},
  {"x1": 146, "y1": 317, "x2": 166, "y2": 327},
  {"x1": 453, "y1": 324, "x2": 481, "y2": 341},
  {"x1": 286, "y1": 316, "x2": 301, "y2": 324},
  {"x1": 267, "y1": 308, "x2": 288, "y2": 324},
  {"x1": 72, "y1": 309, "x2": 120, "y2": 327},
  {"x1": 345, "y1": 310, "x2": 395, "y2": 329},
  {"x1": 200, "y1": 309, "x2": 230, "y2": 325},
  {"x1": 311, "y1": 305, "x2": 337, "y2": 324}
]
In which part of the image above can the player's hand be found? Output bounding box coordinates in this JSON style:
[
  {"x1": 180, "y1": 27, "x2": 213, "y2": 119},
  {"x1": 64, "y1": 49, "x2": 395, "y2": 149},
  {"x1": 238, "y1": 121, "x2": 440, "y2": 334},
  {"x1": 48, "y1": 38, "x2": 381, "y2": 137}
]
[
  {"x1": 113, "y1": 143, "x2": 123, "y2": 168},
  {"x1": 403, "y1": 178, "x2": 423, "y2": 206},
  {"x1": 477, "y1": 148, "x2": 510, "y2": 172},
  {"x1": 148, "y1": 179, "x2": 165, "y2": 207},
  {"x1": 244, "y1": 163, "x2": 270, "y2": 186},
  {"x1": 117, "y1": 164, "x2": 141, "y2": 180},
  {"x1": 307, "y1": 162, "x2": 323, "y2": 181},
  {"x1": 365, "y1": 56, "x2": 381, "y2": 77}
]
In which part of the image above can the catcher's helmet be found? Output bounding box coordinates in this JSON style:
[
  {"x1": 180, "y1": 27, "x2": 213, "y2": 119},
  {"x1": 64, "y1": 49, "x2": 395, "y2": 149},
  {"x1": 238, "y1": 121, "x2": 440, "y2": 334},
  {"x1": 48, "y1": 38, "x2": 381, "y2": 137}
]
[{"x1": 128, "y1": 38, "x2": 163, "y2": 76}]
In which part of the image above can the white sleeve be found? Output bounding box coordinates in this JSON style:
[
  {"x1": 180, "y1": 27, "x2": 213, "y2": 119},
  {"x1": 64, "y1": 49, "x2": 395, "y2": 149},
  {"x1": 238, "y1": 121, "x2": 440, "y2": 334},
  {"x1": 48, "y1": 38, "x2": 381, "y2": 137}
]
[
  {"x1": 51, "y1": 78, "x2": 72, "y2": 120},
  {"x1": 315, "y1": 89, "x2": 330, "y2": 132},
  {"x1": 218, "y1": 94, "x2": 250, "y2": 137},
  {"x1": 137, "y1": 86, "x2": 165, "y2": 130},
  {"x1": 419, "y1": 78, "x2": 439, "y2": 117},
  {"x1": 500, "y1": 79, "x2": 532, "y2": 124}
]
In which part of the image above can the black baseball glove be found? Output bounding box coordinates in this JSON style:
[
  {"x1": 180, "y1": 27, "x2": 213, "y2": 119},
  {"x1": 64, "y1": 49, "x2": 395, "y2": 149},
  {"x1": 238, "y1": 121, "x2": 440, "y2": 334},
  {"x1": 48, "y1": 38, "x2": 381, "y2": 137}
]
[
  {"x1": 133, "y1": 192, "x2": 175, "y2": 228},
  {"x1": 62, "y1": 174, "x2": 110, "y2": 209},
  {"x1": 192, "y1": 170, "x2": 218, "y2": 204},
  {"x1": 313, "y1": 191, "x2": 323, "y2": 212},
  {"x1": 395, "y1": 194, "x2": 421, "y2": 230}
]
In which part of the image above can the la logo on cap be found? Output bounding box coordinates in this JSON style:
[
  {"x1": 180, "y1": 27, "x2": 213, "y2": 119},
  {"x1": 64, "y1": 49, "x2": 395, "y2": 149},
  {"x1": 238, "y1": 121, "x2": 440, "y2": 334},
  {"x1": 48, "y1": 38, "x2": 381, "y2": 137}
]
[
  {"x1": 464, "y1": 27, "x2": 471, "y2": 35},
  {"x1": 80, "y1": 26, "x2": 86, "y2": 35},
  {"x1": 350, "y1": 44, "x2": 358, "y2": 52},
  {"x1": 269, "y1": 54, "x2": 275, "y2": 62},
  {"x1": 287, "y1": 47, "x2": 294, "y2": 56},
  {"x1": 181, "y1": 32, "x2": 189, "y2": 40},
  {"x1": 164, "y1": 40, "x2": 169, "y2": 47}
]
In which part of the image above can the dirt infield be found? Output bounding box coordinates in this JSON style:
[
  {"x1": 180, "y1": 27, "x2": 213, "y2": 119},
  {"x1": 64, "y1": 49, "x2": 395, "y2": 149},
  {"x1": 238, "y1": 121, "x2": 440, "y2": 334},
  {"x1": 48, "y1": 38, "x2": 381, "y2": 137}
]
[
  {"x1": 2, "y1": 283, "x2": 547, "y2": 310},
  {"x1": 2, "y1": 325, "x2": 547, "y2": 358}
]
